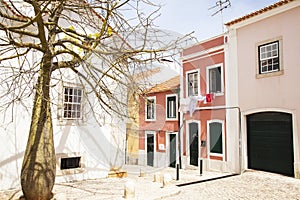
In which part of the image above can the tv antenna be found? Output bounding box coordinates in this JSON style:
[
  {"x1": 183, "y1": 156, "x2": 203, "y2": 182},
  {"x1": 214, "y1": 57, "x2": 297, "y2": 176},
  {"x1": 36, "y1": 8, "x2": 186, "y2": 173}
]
[{"x1": 209, "y1": 0, "x2": 231, "y2": 32}]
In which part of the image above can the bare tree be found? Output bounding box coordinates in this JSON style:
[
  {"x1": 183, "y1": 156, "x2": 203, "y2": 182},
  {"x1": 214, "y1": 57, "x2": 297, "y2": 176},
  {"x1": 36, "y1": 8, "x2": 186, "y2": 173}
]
[{"x1": 0, "y1": 0, "x2": 193, "y2": 199}]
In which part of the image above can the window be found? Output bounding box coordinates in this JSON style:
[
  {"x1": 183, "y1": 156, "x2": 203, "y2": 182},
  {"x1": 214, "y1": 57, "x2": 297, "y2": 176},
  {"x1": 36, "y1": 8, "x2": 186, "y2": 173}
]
[
  {"x1": 207, "y1": 65, "x2": 223, "y2": 94},
  {"x1": 187, "y1": 70, "x2": 199, "y2": 96},
  {"x1": 60, "y1": 157, "x2": 81, "y2": 170},
  {"x1": 208, "y1": 121, "x2": 223, "y2": 155},
  {"x1": 259, "y1": 41, "x2": 279, "y2": 74},
  {"x1": 166, "y1": 94, "x2": 177, "y2": 120},
  {"x1": 146, "y1": 97, "x2": 156, "y2": 121},
  {"x1": 63, "y1": 87, "x2": 82, "y2": 119}
]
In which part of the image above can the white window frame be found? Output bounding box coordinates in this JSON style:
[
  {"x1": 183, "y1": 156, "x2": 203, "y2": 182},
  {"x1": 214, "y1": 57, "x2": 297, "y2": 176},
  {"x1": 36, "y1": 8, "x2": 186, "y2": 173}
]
[
  {"x1": 256, "y1": 37, "x2": 283, "y2": 79},
  {"x1": 62, "y1": 86, "x2": 83, "y2": 120},
  {"x1": 186, "y1": 69, "x2": 200, "y2": 97},
  {"x1": 145, "y1": 96, "x2": 156, "y2": 121},
  {"x1": 259, "y1": 41, "x2": 279, "y2": 74},
  {"x1": 206, "y1": 64, "x2": 224, "y2": 96},
  {"x1": 166, "y1": 94, "x2": 178, "y2": 120},
  {"x1": 207, "y1": 119, "x2": 225, "y2": 159}
]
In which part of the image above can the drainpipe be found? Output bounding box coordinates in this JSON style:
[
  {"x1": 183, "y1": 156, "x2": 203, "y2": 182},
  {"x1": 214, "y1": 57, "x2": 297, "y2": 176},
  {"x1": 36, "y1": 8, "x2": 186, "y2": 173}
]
[{"x1": 178, "y1": 114, "x2": 185, "y2": 169}]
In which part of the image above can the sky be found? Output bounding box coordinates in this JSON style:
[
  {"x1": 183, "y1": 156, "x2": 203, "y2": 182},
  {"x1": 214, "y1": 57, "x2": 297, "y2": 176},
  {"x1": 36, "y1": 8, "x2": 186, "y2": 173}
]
[{"x1": 148, "y1": 0, "x2": 279, "y2": 41}]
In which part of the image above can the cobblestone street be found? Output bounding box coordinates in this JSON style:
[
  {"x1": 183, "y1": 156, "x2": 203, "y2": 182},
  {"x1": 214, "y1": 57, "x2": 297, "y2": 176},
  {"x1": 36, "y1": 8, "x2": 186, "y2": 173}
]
[
  {"x1": 1, "y1": 166, "x2": 300, "y2": 200},
  {"x1": 164, "y1": 170, "x2": 300, "y2": 200}
]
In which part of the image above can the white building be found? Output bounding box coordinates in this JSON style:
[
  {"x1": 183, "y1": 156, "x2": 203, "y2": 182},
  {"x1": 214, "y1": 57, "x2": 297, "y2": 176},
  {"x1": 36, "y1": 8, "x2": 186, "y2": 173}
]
[{"x1": 0, "y1": 1, "x2": 127, "y2": 190}]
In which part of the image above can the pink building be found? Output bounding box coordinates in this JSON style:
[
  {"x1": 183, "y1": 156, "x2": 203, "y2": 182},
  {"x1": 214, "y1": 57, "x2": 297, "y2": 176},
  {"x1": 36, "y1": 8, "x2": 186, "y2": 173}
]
[
  {"x1": 138, "y1": 76, "x2": 180, "y2": 168},
  {"x1": 226, "y1": 0, "x2": 300, "y2": 178},
  {"x1": 180, "y1": 35, "x2": 230, "y2": 172}
]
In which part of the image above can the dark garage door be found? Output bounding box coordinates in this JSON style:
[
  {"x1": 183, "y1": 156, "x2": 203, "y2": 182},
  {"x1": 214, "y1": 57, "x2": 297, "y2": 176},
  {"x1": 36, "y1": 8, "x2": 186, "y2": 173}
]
[{"x1": 247, "y1": 112, "x2": 294, "y2": 176}]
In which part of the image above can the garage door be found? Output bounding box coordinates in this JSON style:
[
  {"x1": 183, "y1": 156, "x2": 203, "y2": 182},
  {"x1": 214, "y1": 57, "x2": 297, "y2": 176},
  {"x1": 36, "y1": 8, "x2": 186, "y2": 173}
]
[{"x1": 247, "y1": 112, "x2": 294, "y2": 176}]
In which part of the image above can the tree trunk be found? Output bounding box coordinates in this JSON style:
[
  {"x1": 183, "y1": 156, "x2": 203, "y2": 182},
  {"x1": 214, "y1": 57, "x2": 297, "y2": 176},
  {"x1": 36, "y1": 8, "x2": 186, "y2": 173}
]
[{"x1": 21, "y1": 62, "x2": 56, "y2": 200}]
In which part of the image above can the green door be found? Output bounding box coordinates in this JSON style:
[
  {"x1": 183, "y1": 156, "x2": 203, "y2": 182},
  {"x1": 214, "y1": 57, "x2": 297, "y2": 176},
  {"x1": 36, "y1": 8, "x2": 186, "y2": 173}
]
[{"x1": 247, "y1": 112, "x2": 294, "y2": 176}]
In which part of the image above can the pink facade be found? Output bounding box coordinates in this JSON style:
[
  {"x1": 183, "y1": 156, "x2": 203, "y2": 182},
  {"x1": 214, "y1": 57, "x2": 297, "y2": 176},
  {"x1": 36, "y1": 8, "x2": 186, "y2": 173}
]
[
  {"x1": 226, "y1": 0, "x2": 300, "y2": 178},
  {"x1": 181, "y1": 35, "x2": 229, "y2": 171},
  {"x1": 138, "y1": 77, "x2": 179, "y2": 168}
]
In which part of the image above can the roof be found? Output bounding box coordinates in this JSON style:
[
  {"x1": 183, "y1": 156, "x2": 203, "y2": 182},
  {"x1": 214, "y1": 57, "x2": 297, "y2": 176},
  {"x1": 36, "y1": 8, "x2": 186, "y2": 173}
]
[
  {"x1": 225, "y1": 0, "x2": 294, "y2": 26},
  {"x1": 145, "y1": 75, "x2": 180, "y2": 94}
]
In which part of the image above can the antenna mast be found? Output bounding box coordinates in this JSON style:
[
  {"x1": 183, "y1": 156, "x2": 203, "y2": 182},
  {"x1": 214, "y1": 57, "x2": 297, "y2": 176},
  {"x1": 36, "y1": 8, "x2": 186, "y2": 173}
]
[{"x1": 209, "y1": 0, "x2": 231, "y2": 33}]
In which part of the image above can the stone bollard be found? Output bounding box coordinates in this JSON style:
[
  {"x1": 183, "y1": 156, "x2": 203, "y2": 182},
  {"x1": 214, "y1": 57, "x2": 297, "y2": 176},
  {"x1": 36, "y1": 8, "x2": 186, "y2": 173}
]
[
  {"x1": 124, "y1": 180, "x2": 135, "y2": 199},
  {"x1": 154, "y1": 172, "x2": 162, "y2": 183},
  {"x1": 139, "y1": 169, "x2": 146, "y2": 177},
  {"x1": 162, "y1": 173, "x2": 172, "y2": 187}
]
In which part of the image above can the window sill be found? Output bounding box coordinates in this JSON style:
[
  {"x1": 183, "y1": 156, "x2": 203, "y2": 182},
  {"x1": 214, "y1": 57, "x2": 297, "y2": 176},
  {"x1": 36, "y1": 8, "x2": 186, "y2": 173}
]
[
  {"x1": 145, "y1": 119, "x2": 156, "y2": 122},
  {"x1": 166, "y1": 118, "x2": 178, "y2": 121},
  {"x1": 56, "y1": 168, "x2": 85, "y2": 176},
  {"x1": 256, "y1": 70, "x2": 284, "y2": 79},
  {"x1": 57, "y1": 119, "x2": 85, "y2": 126},
  {"x1": 213, "y1": 92, "x2": 224, "y2": 97},
  {"x1": 209, "y1": 152, "x2": 223, "y2": 157}
]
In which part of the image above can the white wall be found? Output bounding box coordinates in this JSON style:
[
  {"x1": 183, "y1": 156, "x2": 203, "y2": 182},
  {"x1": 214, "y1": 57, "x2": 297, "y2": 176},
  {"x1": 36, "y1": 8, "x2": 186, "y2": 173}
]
[{"x1": 0, "y1": 63, "x2": 126, "y2": 191}]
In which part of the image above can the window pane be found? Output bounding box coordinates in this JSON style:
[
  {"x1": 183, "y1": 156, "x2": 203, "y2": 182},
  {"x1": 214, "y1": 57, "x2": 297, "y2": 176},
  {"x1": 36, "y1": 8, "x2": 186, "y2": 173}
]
[
  {"x1": 63, "y1": 87, "x2": 83, "y2": 119},
  {"x1": 146, "y1": 99, "x2": 155, "y2": 119},
  {"x1": 259, "y1": 41, "x2": 280, "y2": 74},
  {"x1": 209, "y1": 122, "x2": 222, "y2": 154},
  {"x1": 209, "y1": 67, "x2": 221, "y2": 93},
  {"x1": 167, "y1": 96, "x2": 176, "y2": 118},
  {"x1": 188, "y1": 72, "x2": 198, "y2": 96},
  {"x1": 272, "y1": 49, "x2": 278, "y2": 56}
]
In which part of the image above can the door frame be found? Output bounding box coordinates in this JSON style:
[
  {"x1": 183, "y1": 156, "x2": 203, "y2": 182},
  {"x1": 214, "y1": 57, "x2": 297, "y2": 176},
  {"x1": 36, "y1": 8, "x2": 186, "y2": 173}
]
[
  {"x1": 144, "y1": 131, "x2": 156, "y2": 167},
  {"x1": 166, "y1": 132, "x2": 179, "y2": 167},
  {"x1": 186, "y1": 120, "x2": 200, "y2": 167}
]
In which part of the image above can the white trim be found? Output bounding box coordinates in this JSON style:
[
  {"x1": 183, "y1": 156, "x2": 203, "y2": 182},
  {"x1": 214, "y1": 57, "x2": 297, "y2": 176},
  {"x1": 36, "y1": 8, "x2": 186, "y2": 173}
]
[
  {"x1": 195, "y1": 105, "x2": 228, "y2": 110},
  {"x1": 256, "y1": 36, "x2": 284, "y2": 79},
  {"x1": 62, "y1": 86, "x2": 83, "y2": 120},
  {"x1": 145, "y1": 96, "x2": 156, "y2": 122},
  {"x1": 182, "y1": 46, "x2": 225, "y2": 61},
  {"x1": 144, "y1": 131, "x2": 157, "y2": 167},
  {"x1": 57, "y1": 81, "x2": 86, "y2": 126},
  {"x1": 206, "y1": 63, "x2": 224, "y2": 96},
  {"x1": 166, "y1": 94, "x2": 178, "y2": 121},
  {"x1": 185, "y1": 69, "x2": 200, "y2": 98},
  {"x1": 207, "y1": 119, "x2": 225, "y2": 160},
  {"x1": 182, "y1": 50, "x2": 224, "y2": 64},
  {"x1": 185, "y1": 120, "x2": 201, "y2": 167}
]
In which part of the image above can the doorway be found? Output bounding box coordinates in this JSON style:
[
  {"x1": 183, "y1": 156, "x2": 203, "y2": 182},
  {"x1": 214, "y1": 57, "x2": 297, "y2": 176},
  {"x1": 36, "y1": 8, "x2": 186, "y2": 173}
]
[
  {"x1": 146, "y1": 133, "x2": 154, "y2": 166},
  {"x1": 189, "y1": 122, "x2": 199, "y2": 166},
  {"x1": 169, "y1": 133, "x2": 177, "y2": 168},
  {"x1": 247, "y1": 112, "x2": 294, "y2": 176}
]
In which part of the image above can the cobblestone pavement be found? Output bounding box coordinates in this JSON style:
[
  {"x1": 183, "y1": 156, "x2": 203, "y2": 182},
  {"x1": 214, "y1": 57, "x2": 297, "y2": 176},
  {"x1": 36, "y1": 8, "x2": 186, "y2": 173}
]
[
  {"x1": 162, "y1": 170, "x2": 300, "y2": 200},
  {"x1": 1, "y1": 167, "x2": 300, "y2": 200}
]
